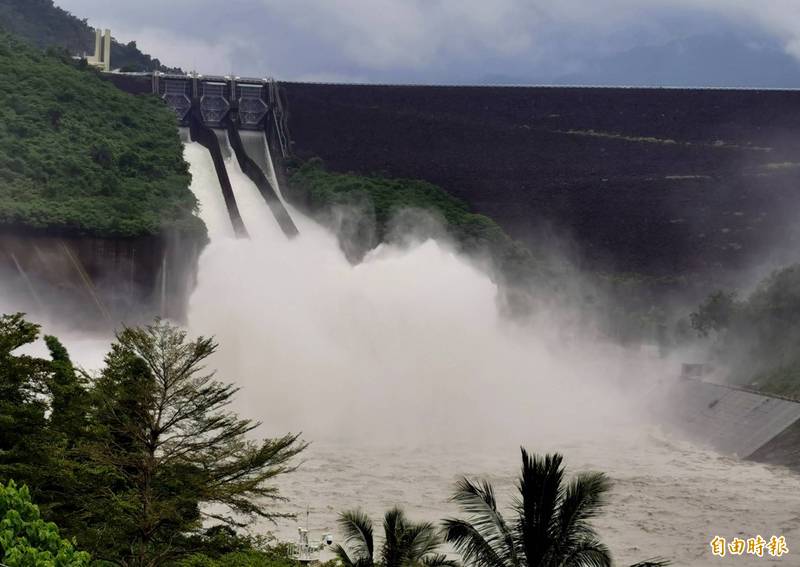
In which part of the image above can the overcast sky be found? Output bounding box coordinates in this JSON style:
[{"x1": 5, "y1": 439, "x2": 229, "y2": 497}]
[{"x1": 56, "y1": 0, "x2": 800, "y2": 85}]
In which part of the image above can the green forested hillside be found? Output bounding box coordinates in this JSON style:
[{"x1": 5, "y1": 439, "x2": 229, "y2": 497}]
[
  {"x1": 0, "y1": 0, "x2": 87, "y2": 53},
  {"x1": 287, "y1": 158, "x2": 539, "y2": 283},
  {"x1": 0, "y1": 33, "x2": 202, "y2": 238},
  {"x1": 0, "y1": 0, "x2": 177, "y2": 72}
]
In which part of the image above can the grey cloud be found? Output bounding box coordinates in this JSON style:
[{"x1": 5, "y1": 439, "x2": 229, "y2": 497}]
[{"x1": 55, "y1": 0, "x2": 800, "y2": 84}]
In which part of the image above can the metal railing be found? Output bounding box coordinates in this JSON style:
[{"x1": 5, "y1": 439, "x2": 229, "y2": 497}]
[{"x1": 268, "y1": 79, "x2": 291, "y2": 159}]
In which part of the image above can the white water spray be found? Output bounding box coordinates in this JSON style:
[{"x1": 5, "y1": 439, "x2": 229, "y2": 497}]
[
  {"x1": 185, "y1": 139, "x2": 650, "y2": 445},
  {"x1": 178, "y1": 140, "x2": 800, "y2": 565}
]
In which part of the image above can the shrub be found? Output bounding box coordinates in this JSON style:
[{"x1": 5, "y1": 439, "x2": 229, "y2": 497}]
[{"x1": 0, "y1": 480, "x2": 91, "y2": 566}]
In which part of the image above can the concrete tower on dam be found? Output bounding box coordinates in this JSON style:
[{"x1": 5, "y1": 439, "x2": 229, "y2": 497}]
[{"x1": 85, "y1": 28, "x2": 111, "y2": 72}]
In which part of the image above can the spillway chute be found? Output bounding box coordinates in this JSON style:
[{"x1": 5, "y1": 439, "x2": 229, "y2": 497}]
[{"x1": 227, "y1": 125, "x2": 299, "y2": 238}]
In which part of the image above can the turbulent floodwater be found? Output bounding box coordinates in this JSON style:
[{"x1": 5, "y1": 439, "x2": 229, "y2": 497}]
[{"x1": 276, "y1": 437, "x2": 800, "y2": 566}]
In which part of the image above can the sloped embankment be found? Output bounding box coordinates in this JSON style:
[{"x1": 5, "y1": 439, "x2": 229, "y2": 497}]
[{"x1": 660, "y1": 377, "x2": 800, "y2": 470}]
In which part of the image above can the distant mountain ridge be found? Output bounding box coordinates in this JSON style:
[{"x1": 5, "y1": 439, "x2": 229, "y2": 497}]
[
  {"x1": 555, "y1": 33, "x2": 800, "y2": 89},
  {"x1": 0, "y1": 0, "x2": 179, "y2": 72},
  {"x1": 479, "y1": 32, "x2": 800, "y2": 89}
]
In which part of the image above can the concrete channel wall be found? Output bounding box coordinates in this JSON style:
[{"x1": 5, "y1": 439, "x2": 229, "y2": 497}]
[{"x1": 662, "y1": 378, "x2": 800, "y2": 469}]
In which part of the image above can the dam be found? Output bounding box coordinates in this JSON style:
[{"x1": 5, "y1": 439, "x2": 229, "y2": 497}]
[
  {"x1": 130, "y1": 69, "x2": 800, "y2": 476},
  {"x1": 105, "y1": 73, "x2": 800, "y2": 286}
]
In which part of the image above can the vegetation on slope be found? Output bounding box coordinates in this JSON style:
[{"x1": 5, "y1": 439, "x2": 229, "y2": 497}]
[
  {"x1": 691, "y1": 264, "x2": 800, "y2": 397},
  {"x1": 0, "y1": 33, "x2": 203, "y2": 239},
  {"x1": 0, "y1": 0, "x2": 177, "y2": 72},
  {"x1": 286, "y1": 158, "x2": 540, "y2": 283}
]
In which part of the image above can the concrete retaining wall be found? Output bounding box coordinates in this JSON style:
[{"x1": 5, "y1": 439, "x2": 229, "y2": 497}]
[{"x1": 661, "y1": 378, "x2": 800, "y2": 468}]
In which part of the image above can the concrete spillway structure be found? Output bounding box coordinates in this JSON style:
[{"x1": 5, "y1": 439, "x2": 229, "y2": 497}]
[
  {"x1": 150, "y1": 73, "x2": 272, "y2": 130},
  {"x1": 659, "y1": 377, "x2": 800, "y2": 470},
  {"x1": 143, "y1": 72, "x2": 298, "y2": 238},
  {"x1": 228, "y1": 126, "x2": 298, "y2": 238},
  {"x1": 188, "y1": 110, "x2": 248, "y2": 238}
]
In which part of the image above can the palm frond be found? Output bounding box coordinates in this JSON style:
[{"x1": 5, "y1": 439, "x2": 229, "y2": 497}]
[
  {"x1": 514, "y1": 448, "x2": 565, "y2": 566},
  {"x1": 450, "y1": 477, "x2": 518, "y2": 567},
  {"x1": 557, "y1": 537, "x2": 611, "y2": 567},
  {"x1": 443, "y1": 518, "x2": 507, "y2": 567},
  {"x1": 555, "y1": 471, "x2": 611, "y2": 552},
  {"x1": 420, "y1": 553, "x2": 461, "y2": 567},
  {"x1": 627, "y1": 559, "x2": 671, "y2": 567},
  {"x1": 383, "y1": 506, "x2": 407, "y2": 567},
  {"x1": 403, "y1": 520, "x2": 442, "y2": 561},
  {"x1": 338, "y1": 509, "x2": 375, "y2": 564},
  {"x1": 333, "y1": 543, "x2": 359, "y2": 567}
]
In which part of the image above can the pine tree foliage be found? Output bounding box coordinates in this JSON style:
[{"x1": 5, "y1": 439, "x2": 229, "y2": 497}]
[{"x1": 81, "y1": 320, "x2": 306, "y2": 564}]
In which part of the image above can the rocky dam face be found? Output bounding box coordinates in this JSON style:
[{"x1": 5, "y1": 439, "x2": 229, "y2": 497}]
[{"x1": 0, "y1": 228, "x2": 200, "y2": 329}]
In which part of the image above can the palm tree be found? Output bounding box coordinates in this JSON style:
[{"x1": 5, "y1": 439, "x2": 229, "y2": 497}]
[
  {"x1": 443, "y1": 448, "x2": 670, "y2": 567},
  {"x1": 335, "y1": 507, "x2": 459, "y2": 567}
]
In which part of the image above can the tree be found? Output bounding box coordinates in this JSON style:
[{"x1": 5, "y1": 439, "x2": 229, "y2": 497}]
[
  {"x1": 44, "y1": 334, "x2": 90, "y2": 444},
  {"x1": 689, "y1": 290, "x2": 739, "y2": 337},
  {"x1": 0, "y1": 313, "x2": 90, "y2": 525},
  {"x1": 335, "y1": 507, "x2": 457, "y2": 567},
  {"x1": 177, "y1": 529, "x2": 300, "y2": 567},
  {"x1": 0, "y1": 479, "x2": 91, "y2": 566},
  {"x1": 0, "y1": 313, "x2": 50, "y2": 484},
  {"x1": 688, "y1": 264, "x2": 800, "y2": 395},
  {"x1": 443, "y1": 449, "x2": 669, "y2": 567},
  {"x1": 81, "y1": 320, "x2": 306, "y2": 565}
]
